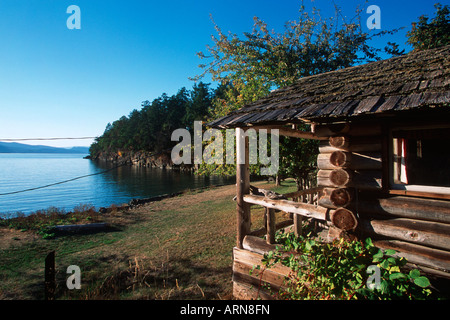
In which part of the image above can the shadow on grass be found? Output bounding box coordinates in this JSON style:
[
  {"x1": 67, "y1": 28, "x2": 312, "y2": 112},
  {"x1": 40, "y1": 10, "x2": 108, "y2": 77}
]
[
  {"x1": 49, "y1": 223, "x2": 124, "y2": 238},
  {"x1": 59, "y1": 255, "x2": 232, "y2": 300}
]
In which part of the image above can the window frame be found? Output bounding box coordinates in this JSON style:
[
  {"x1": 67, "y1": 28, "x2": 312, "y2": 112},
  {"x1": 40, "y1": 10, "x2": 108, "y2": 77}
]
[{"x1": 387, "y1": 123, "x2": 450, "y2": 200}]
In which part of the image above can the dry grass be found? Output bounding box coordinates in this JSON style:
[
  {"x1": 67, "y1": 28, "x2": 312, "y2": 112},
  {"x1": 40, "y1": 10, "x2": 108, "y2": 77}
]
[{"x1": 0, "y1": 180, "x2": 297, "y2": 300}]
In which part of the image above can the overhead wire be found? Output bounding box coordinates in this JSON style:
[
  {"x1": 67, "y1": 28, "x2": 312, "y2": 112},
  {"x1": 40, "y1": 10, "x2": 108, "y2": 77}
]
[
  {"x1": 0, "y1": 137, "x2": 98, "y2": 142},
  {"x1": 0, "y1": 162, "x2": 127, "y2": 196},
  {"x1": 0, "y1": 136, "x2": 174, "y2": 196},
  {"x1": 0, "y1": 135, "x2": 124, "y2": 196}
]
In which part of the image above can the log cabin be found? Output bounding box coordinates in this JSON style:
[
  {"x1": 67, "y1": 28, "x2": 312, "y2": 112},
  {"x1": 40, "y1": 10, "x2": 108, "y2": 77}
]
[{"x1": 208, "y1": 45, "x2": 450, "y2": 299}]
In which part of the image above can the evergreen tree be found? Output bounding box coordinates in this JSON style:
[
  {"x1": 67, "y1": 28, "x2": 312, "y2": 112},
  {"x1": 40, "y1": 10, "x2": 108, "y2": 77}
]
[{"x1": 89, "y1": 82, "x2": 214, "y2": 157}]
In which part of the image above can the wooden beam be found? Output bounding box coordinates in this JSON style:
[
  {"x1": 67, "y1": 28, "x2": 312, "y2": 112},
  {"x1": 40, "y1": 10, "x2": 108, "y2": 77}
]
[
  {"x1": 283, "y1": 186, "x2": 324, "y2": 199},
  {"x1": 317, "y1": 168, "x2": 352, "y2": 187},
  {"x1": 278, "y1": 127, "x2": 328, "y2": 140},
  {"x1": 388, "y1": 189, "x2": 450, "y2": 201},
  {"x1": 361, "y1": 218, "x2": 450, "y2": 251},
  {"x1": 374, "y1": 240, "x2": 450, "y2": 278},
  {"x1": 236, "y1": 128, "x2": 251, "y2": 249},
  {"x1": 319, "y1": 136, "x2": 382, "y2": 153},
  {"x1": 243, "y1": 194, "x2": 328, "y2": 221},
  {"x1": 244, "y1": 125, "x2": 328, "y2": 140},
  {"x1": 232, "y1": 247, "x2": 291, "y2": 299},
  {"x1": 357, "y1": 196, "x2": 450, "y2": 224},
  {"x1": 329, "y1": 136, "x2": 350, "y2": 149},
  {"x1": 314, "y1": 123, "x2": 382, "y2": 137},
  {"x1": 243, "y1": 235, "x2": 277, "y2": 256}
]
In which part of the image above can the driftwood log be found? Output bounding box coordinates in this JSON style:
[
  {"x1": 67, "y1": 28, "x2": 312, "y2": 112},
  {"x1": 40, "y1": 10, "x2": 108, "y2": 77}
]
[{"x1": 50, "y1": 223, "x2": 112, "y2": 235}]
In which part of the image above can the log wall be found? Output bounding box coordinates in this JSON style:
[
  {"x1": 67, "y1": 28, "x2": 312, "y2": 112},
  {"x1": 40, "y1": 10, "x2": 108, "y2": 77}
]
[
  {"x1": 232, "y1": 122, "x2": 450, "y2": 299},
  {"x1": 314, "y1": 122, "x2": 450, "y2": 280}
]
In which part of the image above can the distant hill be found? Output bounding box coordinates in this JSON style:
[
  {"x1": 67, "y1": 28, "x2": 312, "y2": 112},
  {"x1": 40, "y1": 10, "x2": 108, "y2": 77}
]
[{"x1": 0, "y1": 142, "x2": 90, "y2": 154}]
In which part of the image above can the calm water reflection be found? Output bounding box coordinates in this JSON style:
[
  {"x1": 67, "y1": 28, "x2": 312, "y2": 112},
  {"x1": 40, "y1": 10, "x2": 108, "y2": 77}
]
[{"x1": 0, "y1": 153, "x2": 235, "y2": 215}]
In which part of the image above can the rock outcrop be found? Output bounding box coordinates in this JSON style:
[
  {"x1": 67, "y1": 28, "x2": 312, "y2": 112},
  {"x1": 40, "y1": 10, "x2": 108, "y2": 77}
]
[{"x1": 91, "y1": 150, "x2": 193, "y2": 171}]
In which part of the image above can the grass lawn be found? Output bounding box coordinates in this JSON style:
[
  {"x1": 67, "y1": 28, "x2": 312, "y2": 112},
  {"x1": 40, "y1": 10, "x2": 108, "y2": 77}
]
[{"x1": 0, "y1": 179, "x2": 297, "y2": 300}]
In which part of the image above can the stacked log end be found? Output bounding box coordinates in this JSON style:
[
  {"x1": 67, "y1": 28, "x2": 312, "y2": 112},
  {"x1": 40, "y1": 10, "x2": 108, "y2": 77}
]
[
  {"x1": 315, "y1": 123, "x2": 383, "y2": 237},
  {"x1": 318, "y1": 187, "x2": 353, "y2": 208}
]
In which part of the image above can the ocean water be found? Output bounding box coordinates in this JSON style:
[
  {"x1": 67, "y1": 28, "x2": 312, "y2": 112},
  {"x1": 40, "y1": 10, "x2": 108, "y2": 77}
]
[{"x1": 0, "y1": 153, "x2": 235, "y2": 215}]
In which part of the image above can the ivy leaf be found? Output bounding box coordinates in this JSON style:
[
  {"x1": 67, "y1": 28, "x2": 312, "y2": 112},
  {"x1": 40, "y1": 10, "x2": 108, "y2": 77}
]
[
  {"x1": 389, "y1": 272, "x2": 406, "y2": 280},
  {"x1": 389, "y1": 266, "x2": 400, "y2": 273},
  {"x1": 380, "y1": 259, "x2": 390, "y2": 270},
  {"x1": 372, "y1": 249, "x2": 384, "y2": 262},
  {"x1": 384, "y1": 249, "x2": 397, "y2": 256},
  {"x1": 305, "y1": 240, "x2": 313, "y2": 252},
  {"x1": 409, "y1": 269, "x2": 421, "y2": 279},
  {"x1": 380, "y1": 280, "x2": 389, "y2": 295},
  {"x1": 387, "y1": 257, "x2": 397, "y2": 265},
  {"x1": 414, "y1": 276, "x2": 431, "y2": 288},
  {"x1": 398, "y1": 257, "x2": 408, "y2": 267},
  {"x1": 365, "y1": 238, "x2": 374, "y2": 248}
]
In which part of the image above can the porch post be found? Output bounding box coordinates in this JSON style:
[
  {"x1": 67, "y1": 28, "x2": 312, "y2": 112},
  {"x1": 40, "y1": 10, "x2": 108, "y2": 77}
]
[{"x1": 236, "y1": 127, "x2": 251, "y2": 249}]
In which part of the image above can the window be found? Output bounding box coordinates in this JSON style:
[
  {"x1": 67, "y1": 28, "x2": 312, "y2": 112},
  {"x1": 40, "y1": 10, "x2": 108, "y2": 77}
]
[{"x1": 391, "y1": 127, "x2": 450, "y2": 197}]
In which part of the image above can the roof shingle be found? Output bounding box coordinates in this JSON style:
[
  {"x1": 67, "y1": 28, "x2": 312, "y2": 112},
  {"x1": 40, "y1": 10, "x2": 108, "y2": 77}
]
[{"x1": 209, "y1": 45, "x2": 450, "y2": 128}]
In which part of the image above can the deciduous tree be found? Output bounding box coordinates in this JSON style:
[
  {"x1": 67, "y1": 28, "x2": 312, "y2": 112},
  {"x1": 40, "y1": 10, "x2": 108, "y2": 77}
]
[{"x1": 194, "y1": 2, "x2": 400, "y2": 186}]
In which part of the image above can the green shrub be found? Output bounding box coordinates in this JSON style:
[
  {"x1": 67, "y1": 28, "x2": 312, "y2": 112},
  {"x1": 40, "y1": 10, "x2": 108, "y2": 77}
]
[{"x1": 261, "y1": 232, "x2": 439, "y2": 300}]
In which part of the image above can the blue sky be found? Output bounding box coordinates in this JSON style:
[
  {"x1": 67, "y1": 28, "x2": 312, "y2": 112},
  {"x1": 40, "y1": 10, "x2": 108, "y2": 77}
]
[{"x1": 0, "y1": 0, "x2": 447, "y2": 147}]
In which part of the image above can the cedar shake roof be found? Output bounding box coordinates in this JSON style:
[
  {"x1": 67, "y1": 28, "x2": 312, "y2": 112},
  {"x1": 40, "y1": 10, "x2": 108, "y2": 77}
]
[{"x1": 209, "y1": 45, "x2": 450, "y2": 128}]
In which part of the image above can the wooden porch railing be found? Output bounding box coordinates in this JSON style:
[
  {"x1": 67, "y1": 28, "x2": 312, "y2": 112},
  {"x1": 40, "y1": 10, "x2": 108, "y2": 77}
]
[
  {"x1": 235, "y1": 127, "x2": 327, "y2": 248},
  {"x1": 244, "y1": 186, "x2": 327, "y2": 245}
]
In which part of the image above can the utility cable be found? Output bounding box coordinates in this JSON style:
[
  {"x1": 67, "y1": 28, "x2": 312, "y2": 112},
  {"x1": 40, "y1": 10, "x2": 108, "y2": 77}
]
[
  {"x1": 0, "y1": 163, "x2": 127, "y2": 196},
  {"x1": 0, "y1": 137, "x2": 172, "y2": 196},
  {"x1": 0, "y1": 137, "x2": 98, "y2": 142}
]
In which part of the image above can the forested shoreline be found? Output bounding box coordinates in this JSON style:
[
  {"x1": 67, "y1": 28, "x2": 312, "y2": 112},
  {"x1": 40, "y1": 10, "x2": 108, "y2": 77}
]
[{"x1": 89, "y1": 82, "x2": 223, "y2": 158}]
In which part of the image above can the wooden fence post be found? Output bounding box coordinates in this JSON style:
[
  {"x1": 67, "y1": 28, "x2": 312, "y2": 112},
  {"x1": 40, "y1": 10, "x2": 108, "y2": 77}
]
[
  {"x1": 294, "y1": 214, "x2": 303, "y2": 237},
  {"x1": 45, "y1": 251, "x2": 56, "y2": 300},
  {"x1": 266, "y1": 208, "x2": 276, "y2": 244}
]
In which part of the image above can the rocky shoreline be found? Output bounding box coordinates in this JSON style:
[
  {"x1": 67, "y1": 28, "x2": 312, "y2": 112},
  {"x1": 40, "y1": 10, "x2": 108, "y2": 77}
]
[{"x1": 90, "y1": 150, "x2": 194, "y2": 171}]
